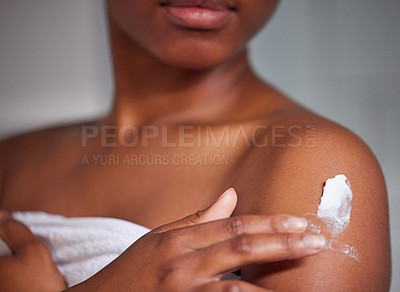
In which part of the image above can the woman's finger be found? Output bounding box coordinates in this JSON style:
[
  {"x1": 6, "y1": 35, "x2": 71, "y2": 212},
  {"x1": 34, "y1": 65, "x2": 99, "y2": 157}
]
[
  {"x1": 0, "y1": 211, "x2": 39, "y2": 255},
  {"x1": 152, "y1": 188, "x2": 237, "y2": 234},
  {"x1": 167, "y1": 214, "x2": 308, "y2": 250},
  {"x1": 196, "y1": 280, "x2": 274, "y2": 292},
  {"x1": 192, "y1": 233, "x2": 326, "y2": 277}
]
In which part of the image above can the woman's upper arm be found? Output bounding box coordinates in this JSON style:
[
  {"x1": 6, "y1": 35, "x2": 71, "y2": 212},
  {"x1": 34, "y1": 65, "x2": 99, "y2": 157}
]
[
  {"x1": 0, "y1": 139, "x2": 12, "y2": 207},
  {"x1": 0, "y1": 142, "x2": 5, "y2": 205},
  {"x1": 240, "y1": 123, "x2": 391, "y2": 291}
]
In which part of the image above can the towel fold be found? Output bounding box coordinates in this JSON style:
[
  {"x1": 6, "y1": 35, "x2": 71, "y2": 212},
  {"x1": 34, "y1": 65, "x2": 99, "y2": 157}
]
[{"x1": 12, "y1": 211, "x2": 150, "y2": 287}]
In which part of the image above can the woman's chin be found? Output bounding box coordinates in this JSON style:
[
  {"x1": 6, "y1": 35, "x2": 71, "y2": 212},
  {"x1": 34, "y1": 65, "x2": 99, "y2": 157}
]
[
  {"x1": 161, "y1": 57, "x2": 225, "y2": 71},
  {"x1": 154, "y1": 46, "x2": 245, "y2": 71}
]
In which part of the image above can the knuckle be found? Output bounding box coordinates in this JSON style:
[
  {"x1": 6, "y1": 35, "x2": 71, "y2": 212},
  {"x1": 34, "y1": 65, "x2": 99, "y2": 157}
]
[
  {"x1": 226, "y1": 216, "x2": 245, "y2": 237},
  {"x1": 280, "y1": 233, "x2": 295, "y2": 252},
  {"x1": 231, "y1": 235, "x2": 253, "y2": 255},
  {"x1": 181, "y1": 210, "x2": 204, "y2": 226},
  {"x1": 151, "y1": 225, "x2": 168, "y2": 234},
  {"x1": 194, "y1": 209, "x2": 205, "y2": 219},
  {"x1": 190, "y1": 210, "x2": 205, "y2": 224},
  {"x1": 157, "y1": 259, "x2": 181, "y2": 285},
  {"x1": 267, "y1": 215, "x2": 286, "y2": 233}
]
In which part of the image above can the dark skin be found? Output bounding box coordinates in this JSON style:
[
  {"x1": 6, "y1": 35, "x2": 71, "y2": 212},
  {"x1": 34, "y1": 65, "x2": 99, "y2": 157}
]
[{"x1": 0, "y1": 0, "x2": 391, "y2": 291}]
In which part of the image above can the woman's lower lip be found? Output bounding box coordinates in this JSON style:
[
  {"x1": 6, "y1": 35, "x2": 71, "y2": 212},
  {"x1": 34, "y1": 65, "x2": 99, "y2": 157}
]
[{"x1": 163, "y1": 6, "x2": 232, "y2": 30}]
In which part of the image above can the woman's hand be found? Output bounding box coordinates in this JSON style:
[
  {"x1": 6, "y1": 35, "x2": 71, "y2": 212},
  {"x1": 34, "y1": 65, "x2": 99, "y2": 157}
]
[
  {"x1": 0, "y1": 211, "x2": 66, "y2": 292},
  {"x1": 70, "y1": 189, "x2": 326, "y2": 292}
]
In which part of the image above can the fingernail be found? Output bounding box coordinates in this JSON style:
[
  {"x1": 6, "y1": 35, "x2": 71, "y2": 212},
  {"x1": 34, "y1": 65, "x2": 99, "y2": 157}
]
[
  {"x1": 286, "y1": 217, "x2": 308, "y2": 231},
  {"x1": 303, "y1": 234, "x2": 326, "y2": 249},
  {"x1": 217, "y1": 188, "x2": 236, "y2": 202}
]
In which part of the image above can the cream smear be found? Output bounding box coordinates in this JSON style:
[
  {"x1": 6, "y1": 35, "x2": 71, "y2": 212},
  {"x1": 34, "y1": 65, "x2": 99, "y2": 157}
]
[
  {"x1": 308, "y1": 174, "x2": 360, "y2": 261},
  {"x1": 317, "y1": 174, "x2": 352, "y2": 236}
]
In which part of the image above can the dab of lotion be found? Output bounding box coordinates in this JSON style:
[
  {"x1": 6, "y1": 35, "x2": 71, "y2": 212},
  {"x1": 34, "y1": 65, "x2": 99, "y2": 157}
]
[
  {"x1": 315, "y1": 174, "x2": 360, "y2": 261},
  {"x1": 317, "y1": 174, "x2": 352, "y2": 236}
]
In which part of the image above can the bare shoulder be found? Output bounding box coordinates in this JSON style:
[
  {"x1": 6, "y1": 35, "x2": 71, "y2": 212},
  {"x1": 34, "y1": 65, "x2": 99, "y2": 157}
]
[
  {"x1": 0, "y1": 124, "x2": 84, "y2": 162},
  {"x1": 235, "y1": 108, "x2": 391, "y2": 291},
  {"x1": 240, "y1": 108, "x2": 387, "y2": 212},
  {"x1": 0, "y1": 123, "x2": 89, "y2": 198}
]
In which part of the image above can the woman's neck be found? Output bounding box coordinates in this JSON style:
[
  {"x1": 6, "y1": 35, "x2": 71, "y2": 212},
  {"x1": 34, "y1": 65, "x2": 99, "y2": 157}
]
[{"x1": 105, "y1": 22, "x2": 269, "y2": 128}]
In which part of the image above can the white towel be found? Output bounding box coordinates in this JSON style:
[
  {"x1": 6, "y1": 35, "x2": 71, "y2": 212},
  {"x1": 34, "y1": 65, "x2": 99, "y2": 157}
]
[{"x1": 12, "y1": 212, "x2": 150, "y2": 287}]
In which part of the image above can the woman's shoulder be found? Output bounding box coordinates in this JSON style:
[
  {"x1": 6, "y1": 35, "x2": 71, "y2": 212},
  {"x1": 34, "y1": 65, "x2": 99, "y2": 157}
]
[
  {"x1": 0, "y1": 122, "x2": 90, "y2": 176},
  {"x1": 237, "y1": 103, "x2": 386, "y2": 217},
  {"x1": 242, "y1": 81, "x2": 368, "y2": 151},
  {"x1": 229, "y1": 85, "x2": 386, "y2": 206},
  {"x1": 249, "y1": 103, "x2": 376, "y2": 164},
  {"x1": 235, "y1": 104, "x2": 390, "y2": 291},
  {"x1": 0, "y1": 125, "x2": 66, "y2": 203}
]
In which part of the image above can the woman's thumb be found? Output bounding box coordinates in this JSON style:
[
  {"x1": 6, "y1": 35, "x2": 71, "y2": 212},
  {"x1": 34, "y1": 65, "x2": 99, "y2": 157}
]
[
  {"x1": 197, "y1": 188, "x2": 237, "y2": 223},
  {"x1": 153, "y1": 188, "x2": 237, "y2": 233}
]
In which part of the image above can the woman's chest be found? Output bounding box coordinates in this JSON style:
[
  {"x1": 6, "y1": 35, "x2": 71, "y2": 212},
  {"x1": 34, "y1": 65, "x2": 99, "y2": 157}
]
[
  {"x1": 1, "y1": 131, "x2": 275, "y2": 228},
  {"x1": 2, "y1": 158, "x2": 238, "y2": 228}
]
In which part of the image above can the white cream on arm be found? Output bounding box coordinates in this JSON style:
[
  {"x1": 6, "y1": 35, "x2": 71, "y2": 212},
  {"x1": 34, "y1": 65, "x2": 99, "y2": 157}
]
[
  {"x1": 317, "y1": 174, "x2": 353, "y2": 236},
  {"x1": 308, "y1": 174, "x2": 360, "y2": 261}
]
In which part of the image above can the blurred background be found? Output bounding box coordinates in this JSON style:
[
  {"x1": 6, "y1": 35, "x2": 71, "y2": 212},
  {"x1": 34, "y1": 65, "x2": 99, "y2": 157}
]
[{"x1": 0, "y1": 0, "x2": 399, "y2": 289}]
